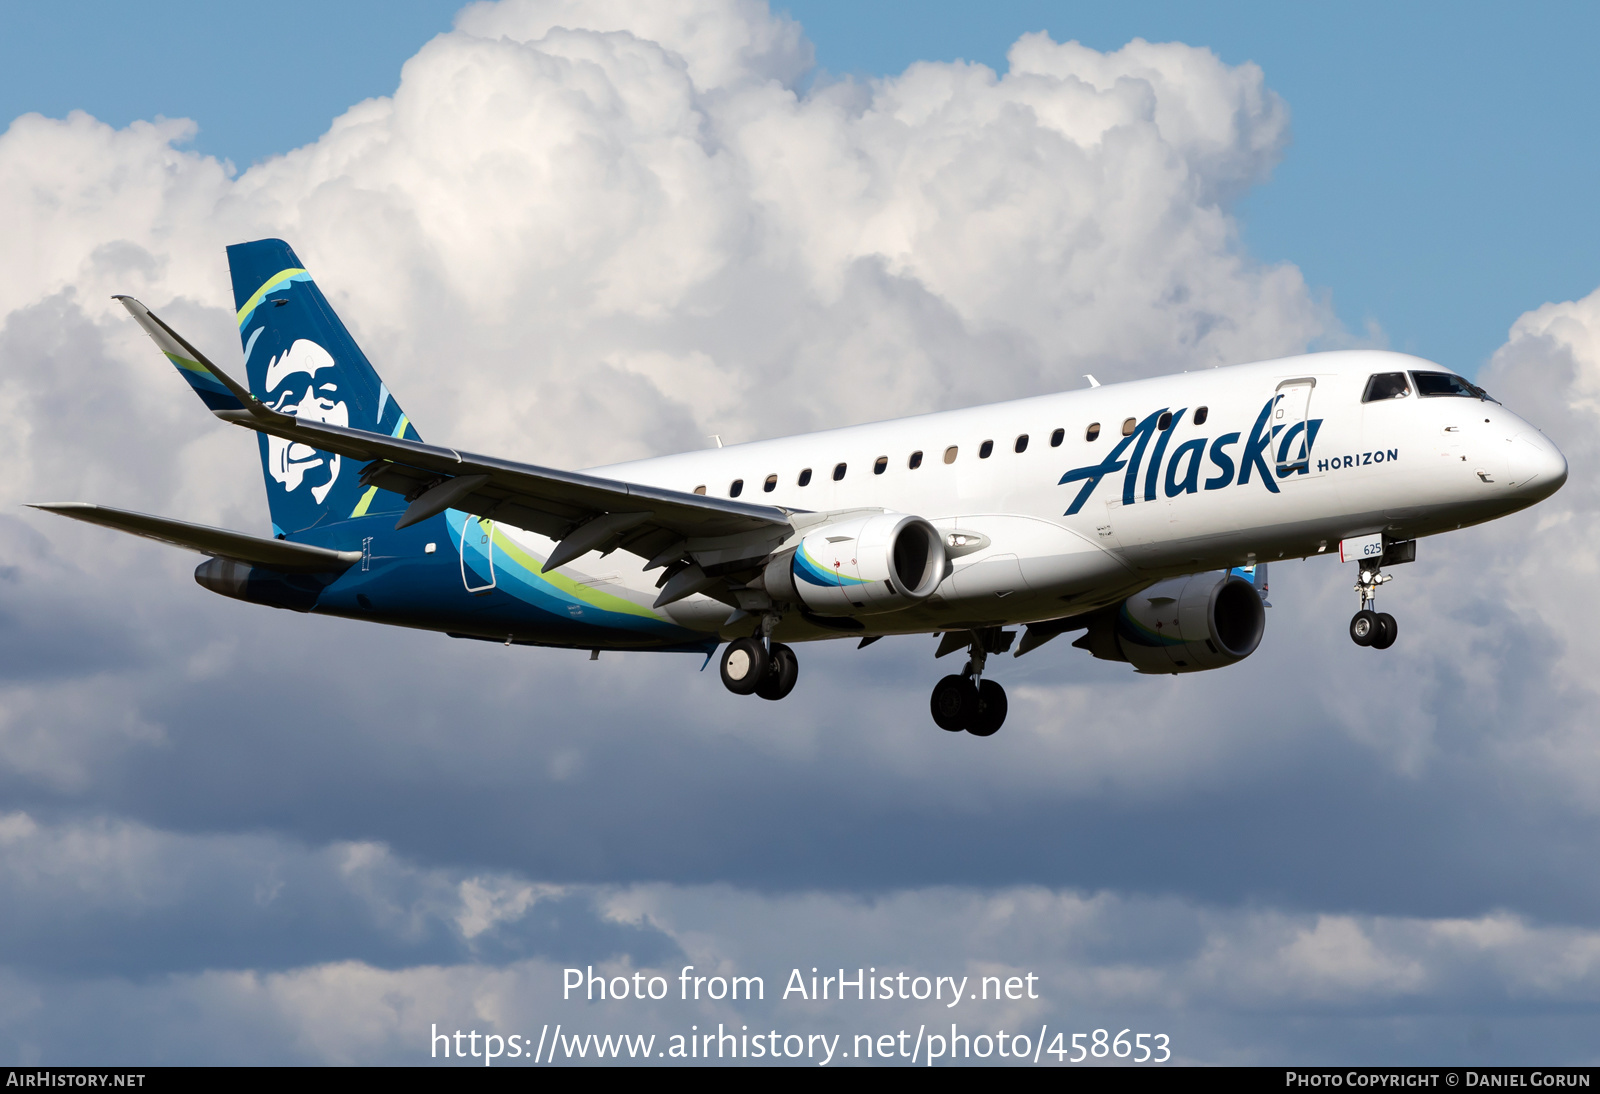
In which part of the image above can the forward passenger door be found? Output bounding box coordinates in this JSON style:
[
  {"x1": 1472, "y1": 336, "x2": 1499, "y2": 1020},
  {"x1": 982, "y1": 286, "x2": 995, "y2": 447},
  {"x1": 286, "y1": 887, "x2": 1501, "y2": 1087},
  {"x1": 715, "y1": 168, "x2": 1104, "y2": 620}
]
[{"x1": 1273, "y1": 378, "x2": 1316, "y2": 477}]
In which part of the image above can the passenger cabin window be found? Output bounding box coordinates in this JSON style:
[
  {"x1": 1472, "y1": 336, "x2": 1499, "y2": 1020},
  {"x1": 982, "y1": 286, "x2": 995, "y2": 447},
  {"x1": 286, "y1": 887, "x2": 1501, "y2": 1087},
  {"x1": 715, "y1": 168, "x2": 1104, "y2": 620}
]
[
  {"x1": 1363, "y1": 373, "x2": 1411, "y2": 402},
  {"x1": 1121, "y1": 418, "x2": 1136, "y2": 436},
  {"x1": 1410, "y1": 371, "x2": 1490, "y2": 400},
  {"x1": 798, "y1": 468, "x2": 812, "y2": 486},
  {"x1": 1052, "y1": 428, "x2": 1066, "y2": 446},
  {"x1": 763, "y1": 474, "x2": 778, "y2": 492},
  {"x1": 909, "y1": 450, "x2": 923, "y2": 469},
  {"x1": 1157, "y1": 411, "x2": 1173, "y2": 431},
  {"x1": 729, "y1": 479, "x2": 744, "y2": 497},
  {"x1": 693, "y1": 485, "x2": 706, "y2": 495},
  {"x1": 944, "y1": 446, "x2": 959, "y2": 464},
  {"x1": 1193, "y1": 406, "x2": 1208, "y2": 425},
  {"x1": 979, "y1": 439, "x2": 994, "y2": 458},
  {"x1": 1083, "y1": 423, "x2": 1099, "y2": 442},
  {"x1": 833, "y1": 462, "x2": 847, "y2": 481},
  {"x1": 1014, "y1": 434, "x2": 1029, "y2": 453},
  {"x1": 873, "y1": 456, "x2": 888, "y2": 474}
]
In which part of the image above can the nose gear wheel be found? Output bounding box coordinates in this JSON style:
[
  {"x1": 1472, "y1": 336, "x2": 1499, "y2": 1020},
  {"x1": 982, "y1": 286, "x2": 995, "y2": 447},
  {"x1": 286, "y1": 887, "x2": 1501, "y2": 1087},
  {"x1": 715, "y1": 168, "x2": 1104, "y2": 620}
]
[
  {"x1": 1350, "y1": 609, "x2": 1379, "y2": 646},
  {"x1": 1349, "y1": 561, "x2": 1400, "y2": 651},
  {"x1": 1371, "y1": 612, "x2": 1397, "y2": 649}
]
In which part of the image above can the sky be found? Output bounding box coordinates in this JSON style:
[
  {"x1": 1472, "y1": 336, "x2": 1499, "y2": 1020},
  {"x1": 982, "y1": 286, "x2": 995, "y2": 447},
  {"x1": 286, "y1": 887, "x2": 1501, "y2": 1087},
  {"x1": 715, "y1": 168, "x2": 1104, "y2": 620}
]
[
  {"x1": 2, "y1": 0, "x2": 1599, "y2": 1066},
  {"x1": 7, "y1": 1, "x2": 1600, "y2": 375}
]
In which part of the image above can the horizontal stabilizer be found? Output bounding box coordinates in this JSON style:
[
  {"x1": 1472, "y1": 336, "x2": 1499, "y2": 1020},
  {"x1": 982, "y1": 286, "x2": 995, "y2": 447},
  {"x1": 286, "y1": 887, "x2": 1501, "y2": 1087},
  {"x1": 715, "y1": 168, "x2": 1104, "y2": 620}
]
[{"x1": 28, "y1": 503, "x2": 362, "y2": 573}]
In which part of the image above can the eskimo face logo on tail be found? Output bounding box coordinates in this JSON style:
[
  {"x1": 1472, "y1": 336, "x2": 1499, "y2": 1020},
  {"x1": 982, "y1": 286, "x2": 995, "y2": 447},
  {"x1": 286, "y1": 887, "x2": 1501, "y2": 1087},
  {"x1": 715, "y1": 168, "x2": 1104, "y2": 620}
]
[
  {"x1": 260, "y1": 338, "x2": 347, "y2": 504},
  {"x1": 1058, "y1": 396, "x2": 1326, "y2": 516}
]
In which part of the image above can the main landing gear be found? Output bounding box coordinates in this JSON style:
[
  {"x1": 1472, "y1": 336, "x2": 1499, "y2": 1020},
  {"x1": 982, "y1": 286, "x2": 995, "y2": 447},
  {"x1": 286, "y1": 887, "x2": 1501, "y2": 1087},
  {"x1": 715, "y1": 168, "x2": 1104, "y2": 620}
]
[
  {"x1": 717, "y1": 622, "x2": 1012, "y2": 736},
  {"x1": 1349, "y1": 564, "x2": 1398, "y2": 650},
  {"x1": 719, "y1": 634, "x2": 799, "y2": 701},
  {"x1": 930, "y1": 632, "x2": 1008, "y2": 737}
]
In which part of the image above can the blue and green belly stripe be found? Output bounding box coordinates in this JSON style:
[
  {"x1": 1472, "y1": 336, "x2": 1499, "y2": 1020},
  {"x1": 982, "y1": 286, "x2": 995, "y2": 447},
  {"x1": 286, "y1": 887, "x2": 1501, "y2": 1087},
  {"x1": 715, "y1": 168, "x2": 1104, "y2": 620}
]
[
  {"x1": 447, "y1": 511, "x2": 688, "y2": 635},
  {"x1": 164, "y1": 352, "x2": 248, "y2": 413},
  {"x1": 1115, "y1": 603, "x2": 1187, "y2": 648},
  {"x1": 793, "y1": 543, "x2": 870, "y2": 587},
  {"x1": 236, "y1": 268, "x2": 312, "y2": 329}
]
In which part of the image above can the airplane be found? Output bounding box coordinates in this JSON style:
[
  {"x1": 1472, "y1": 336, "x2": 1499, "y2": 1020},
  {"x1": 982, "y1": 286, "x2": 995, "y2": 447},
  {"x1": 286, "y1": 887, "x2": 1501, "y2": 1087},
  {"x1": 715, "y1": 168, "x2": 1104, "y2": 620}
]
[{"x1": 32, "y1": 239, "x2": 1569, "y2": 737}]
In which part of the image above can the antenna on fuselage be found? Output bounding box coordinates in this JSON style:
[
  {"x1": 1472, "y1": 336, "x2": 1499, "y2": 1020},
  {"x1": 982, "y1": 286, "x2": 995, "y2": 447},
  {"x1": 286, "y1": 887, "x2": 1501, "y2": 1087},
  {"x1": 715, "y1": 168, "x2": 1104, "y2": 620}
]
[
  {"x1": 1084, "y1": 375, "x2": 1100, "y2": 388},
  {"x1": 709, "y1": 434, "x2": 724, "y2": 448}
]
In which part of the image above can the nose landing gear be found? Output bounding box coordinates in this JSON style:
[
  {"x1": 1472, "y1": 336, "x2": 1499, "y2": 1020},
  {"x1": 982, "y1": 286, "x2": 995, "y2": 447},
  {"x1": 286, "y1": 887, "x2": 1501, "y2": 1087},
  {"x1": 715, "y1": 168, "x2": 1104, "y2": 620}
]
[
  {"x1": 928, "y1": 630, "x2": 1009, "y2": 736},
  {"x1": 1349, "y1": 565, "x2": 1398, "y2": 650}
]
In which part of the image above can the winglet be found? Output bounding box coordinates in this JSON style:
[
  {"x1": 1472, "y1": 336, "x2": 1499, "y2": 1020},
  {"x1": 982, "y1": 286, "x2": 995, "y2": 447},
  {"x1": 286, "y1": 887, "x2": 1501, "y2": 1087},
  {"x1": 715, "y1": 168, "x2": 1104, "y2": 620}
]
[{"x1": 114, "y1": 296, "x2": 284, "y2": 424}]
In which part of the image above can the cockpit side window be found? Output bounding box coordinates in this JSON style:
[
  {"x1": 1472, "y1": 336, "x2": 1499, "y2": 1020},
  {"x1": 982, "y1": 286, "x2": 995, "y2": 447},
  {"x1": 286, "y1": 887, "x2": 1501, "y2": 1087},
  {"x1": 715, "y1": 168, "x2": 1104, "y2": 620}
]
[
  {"x1": 1362, "y1": 373, "x2": 1411, "y2": 402},
  {"x1": 1410, "y1": 370, "x2": 1493, "y2": 401}
]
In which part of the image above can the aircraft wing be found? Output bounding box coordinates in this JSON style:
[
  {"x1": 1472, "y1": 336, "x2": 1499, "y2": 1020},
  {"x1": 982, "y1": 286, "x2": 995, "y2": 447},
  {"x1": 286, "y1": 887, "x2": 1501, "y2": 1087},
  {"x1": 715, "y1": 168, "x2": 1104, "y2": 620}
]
[
  {"x1": 29, "y1": 503, "x2": 362, "y2": 573},
  {"x1": 235, "y1": 413, "x2": 795, "y2": 580},
  {"x1": 118, "y1": 298, "x2": 798, "y2": 591}
]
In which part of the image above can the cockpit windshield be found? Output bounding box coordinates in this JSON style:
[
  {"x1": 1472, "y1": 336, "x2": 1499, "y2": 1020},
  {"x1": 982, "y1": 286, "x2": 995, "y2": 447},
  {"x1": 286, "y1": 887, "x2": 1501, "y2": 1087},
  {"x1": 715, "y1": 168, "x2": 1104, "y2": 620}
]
[
  {"x1": 1410, "y1": 370, "x2": 1495, "y2": 402},
  {"x1": 1362, "y1": 373, "x2": 1411, "y2": 402}
]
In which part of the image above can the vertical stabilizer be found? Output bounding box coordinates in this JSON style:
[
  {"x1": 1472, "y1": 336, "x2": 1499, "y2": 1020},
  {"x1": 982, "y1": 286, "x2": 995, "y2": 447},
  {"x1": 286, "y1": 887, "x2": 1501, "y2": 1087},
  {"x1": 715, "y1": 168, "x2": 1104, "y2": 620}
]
[{"x1": 226, "y1": 239, "x2": 420, "y2": 537}]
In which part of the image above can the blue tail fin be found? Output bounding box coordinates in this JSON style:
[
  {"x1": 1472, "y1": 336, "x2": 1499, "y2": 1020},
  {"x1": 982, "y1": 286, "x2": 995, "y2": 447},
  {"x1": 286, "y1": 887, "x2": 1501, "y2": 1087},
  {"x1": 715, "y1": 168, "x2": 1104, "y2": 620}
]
[{"x1": 227, "y1": 239, "x2": 420, "y2": 537}]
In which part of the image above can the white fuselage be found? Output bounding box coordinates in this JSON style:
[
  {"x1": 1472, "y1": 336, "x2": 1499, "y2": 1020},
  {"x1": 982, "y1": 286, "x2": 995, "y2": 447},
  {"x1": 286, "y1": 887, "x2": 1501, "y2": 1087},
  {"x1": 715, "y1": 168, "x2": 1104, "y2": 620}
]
[{"x1": 500, "y1": 349, "x2": 1566, "y2": 641}]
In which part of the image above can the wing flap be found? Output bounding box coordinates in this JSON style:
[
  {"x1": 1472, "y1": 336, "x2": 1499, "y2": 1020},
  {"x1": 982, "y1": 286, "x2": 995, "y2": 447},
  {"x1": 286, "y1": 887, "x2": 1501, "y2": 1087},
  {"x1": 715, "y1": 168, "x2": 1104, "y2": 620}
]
[{"x1": 29, "y1": 503, "x2": 362, "y2": 573}]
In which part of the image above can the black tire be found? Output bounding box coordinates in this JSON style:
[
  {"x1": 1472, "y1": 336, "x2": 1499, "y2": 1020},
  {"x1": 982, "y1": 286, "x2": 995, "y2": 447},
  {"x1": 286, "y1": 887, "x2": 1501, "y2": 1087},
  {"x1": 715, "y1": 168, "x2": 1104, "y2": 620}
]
[
  {"x1": 968, "y1": 679, "x2": 1007, "y2": 737},
  {"x1": 720, "y1": 637, "x2": 769, "y2": 695},
  {"x1": 1371, "y1": 613, "x2": 1398, "y2": 650},
  {"x1": 1350, "y1": 609, "x2": 1379, "y2": 647},
  {"x1": 756, "y1": 643, "x2": 799, "y2": 700},
  {"x1": 930, "y1": 674, "x2": 975, "y2": 731}
]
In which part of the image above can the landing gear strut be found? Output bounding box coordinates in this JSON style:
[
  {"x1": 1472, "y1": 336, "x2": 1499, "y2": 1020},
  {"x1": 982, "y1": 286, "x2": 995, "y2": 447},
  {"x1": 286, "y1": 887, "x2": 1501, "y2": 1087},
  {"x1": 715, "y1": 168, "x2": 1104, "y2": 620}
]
[
  {"x1": 719, "y1": 618, "x2": 799, "y2": 700},
  {"x1": 929, "y1": 631, "x2": 1008, "y2": 736},
  {"x1": 1349, "y1": 564, "x2": 1398, "y2": 650}
]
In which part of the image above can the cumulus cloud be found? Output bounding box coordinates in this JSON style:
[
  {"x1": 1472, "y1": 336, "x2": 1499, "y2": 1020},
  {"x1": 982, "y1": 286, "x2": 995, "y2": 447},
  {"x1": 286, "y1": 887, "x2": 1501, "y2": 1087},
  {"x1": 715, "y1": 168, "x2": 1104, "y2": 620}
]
[
  {"x1": 0, "y1": 0, "x2": 1596, "y2": 1065},
  {"x1": 3, "y1": 821, "x2": 1599, "y2": 1064},
  {"x1": 0, "y1": 0, "x2": 1320, "y2": 481}
]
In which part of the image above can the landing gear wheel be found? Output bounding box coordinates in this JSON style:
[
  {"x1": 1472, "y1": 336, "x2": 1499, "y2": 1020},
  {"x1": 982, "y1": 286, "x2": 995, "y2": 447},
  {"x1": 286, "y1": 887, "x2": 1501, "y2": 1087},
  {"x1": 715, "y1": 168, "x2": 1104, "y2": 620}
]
[
  {"x1": 756, "y1": 642, "x2": 799, "y2": 700},
  {"x1": 1371, "y1": 613, "x2": 1398, "y2": 650},
  {"x1": 930, "y1": 674, "x2": 975, "y2": 732},
  {"x1": 720, "y1": 637, "x2": 770, "y2": 695},
  {"x1": 1350, "y1": 609, "x2": 1379, "y2": 647},
  {"x1": 967, "y1": 679, "x2": 1007, "y2": 737}
]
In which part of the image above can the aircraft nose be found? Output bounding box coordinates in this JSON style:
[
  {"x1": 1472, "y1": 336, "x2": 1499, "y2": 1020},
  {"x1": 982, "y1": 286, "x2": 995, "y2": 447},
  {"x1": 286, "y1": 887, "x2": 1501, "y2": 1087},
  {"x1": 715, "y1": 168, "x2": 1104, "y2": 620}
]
[{"x1": 1509, "y1": 430, "x2": 1568, "y2": 500}]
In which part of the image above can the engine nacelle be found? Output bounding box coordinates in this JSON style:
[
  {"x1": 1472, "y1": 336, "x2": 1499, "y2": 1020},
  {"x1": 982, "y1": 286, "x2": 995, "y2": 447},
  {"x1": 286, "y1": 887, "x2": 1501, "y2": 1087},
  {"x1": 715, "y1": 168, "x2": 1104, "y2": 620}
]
[
  {"x1": 1073, "y1": 571, "x2": 1265, "y2": 673},
  {"x1": 763, "y1": 512, "x2": 947, "y2": 616}
]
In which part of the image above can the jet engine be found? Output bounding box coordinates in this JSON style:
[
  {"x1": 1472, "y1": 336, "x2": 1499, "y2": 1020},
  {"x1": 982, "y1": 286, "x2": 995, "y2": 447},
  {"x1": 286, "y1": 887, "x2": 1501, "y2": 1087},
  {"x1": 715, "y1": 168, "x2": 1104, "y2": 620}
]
[
  {"x1": 762, "y1": 512, "x2": 947, "y2": 616},
  {"x1": 1073, "y1": 571, "x2": 1265, "y2": 673}
]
